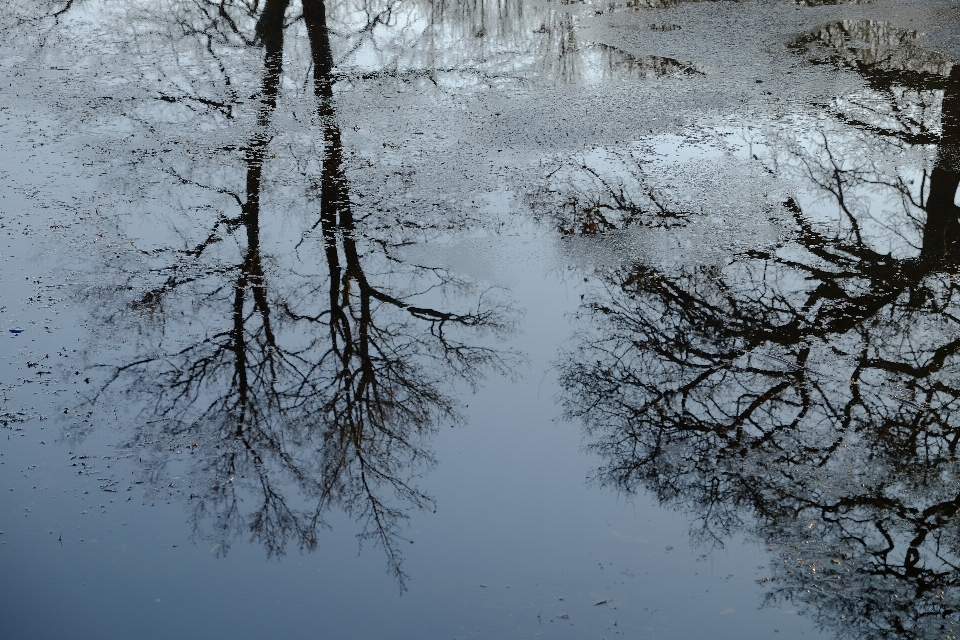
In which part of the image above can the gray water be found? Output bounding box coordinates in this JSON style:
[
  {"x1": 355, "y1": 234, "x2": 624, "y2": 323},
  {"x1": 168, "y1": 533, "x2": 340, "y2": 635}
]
[{"x1": 3, "y1": 0, "x2": 960, "y2": 638}]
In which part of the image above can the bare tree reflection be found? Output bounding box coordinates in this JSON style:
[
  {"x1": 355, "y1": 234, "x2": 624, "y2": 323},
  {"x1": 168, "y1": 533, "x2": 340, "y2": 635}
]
[
  {"x1": 336, "y1": 0, "x2": 700, "y2": 86},
  {"x1": 17, "y1": 0, "x2": 700, "y2": 587},
  {"x1": 556, "y1": 19, "x2": 960, "y2": 640},
  {"x1": 790, "y1": 20, "x2": 960, "y2": 261},
  {"x1": 74, "y1": 0, "x2": 518, "y2": 588}
]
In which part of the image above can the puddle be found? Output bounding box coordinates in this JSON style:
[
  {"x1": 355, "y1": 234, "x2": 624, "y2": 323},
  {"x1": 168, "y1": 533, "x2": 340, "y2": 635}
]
[{"x1": 3, "y1": 0, "x2": 960, "y2": 639}]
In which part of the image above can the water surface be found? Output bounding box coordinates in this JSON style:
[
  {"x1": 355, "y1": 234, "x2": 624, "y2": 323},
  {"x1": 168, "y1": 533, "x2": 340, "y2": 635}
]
[{"x1": 2, "y1": 0, "x2": 960, "y2": 638}]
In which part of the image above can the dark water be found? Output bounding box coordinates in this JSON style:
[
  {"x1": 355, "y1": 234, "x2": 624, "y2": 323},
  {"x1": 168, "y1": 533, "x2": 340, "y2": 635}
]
[{"x1": 2, "y1": 0, "x2": 960, "y2": 638}]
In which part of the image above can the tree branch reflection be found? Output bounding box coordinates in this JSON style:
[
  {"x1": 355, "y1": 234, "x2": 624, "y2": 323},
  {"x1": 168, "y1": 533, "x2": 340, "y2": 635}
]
[
  {"x1": 82, "y1": 0, "x2": 518, "y2": 588},
  {"x1": 557, "y1": 19, "x2": 960, "y2": 639}
]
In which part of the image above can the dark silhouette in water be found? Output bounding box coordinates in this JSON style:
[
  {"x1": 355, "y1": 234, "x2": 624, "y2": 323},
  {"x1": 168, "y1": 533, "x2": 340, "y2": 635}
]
[
  {"x1": 80, "y1": 0, "x2": 517, "y2": 588},
  {"x1": 558, "y1": 19, "x2": 960, "y2": 640}
]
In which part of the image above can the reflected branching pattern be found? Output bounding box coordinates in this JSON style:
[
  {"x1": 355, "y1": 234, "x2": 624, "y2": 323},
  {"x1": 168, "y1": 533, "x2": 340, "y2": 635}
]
[
  {"x1": 558, "y1": 18, "x2": 960, "y2": 640},
  {"x1": 5, "y1": 0, "x2": 702, "y2": 589},
  {"x1": 793, "y1": 20, "x2": 953, "y2": 148},
  {"x1": 538, "y1": 19, "x2": 959, "y2": 242},
  {"x1": 789, "y1": 20, "x2": 960, "y2": 260},
  {"x1": 334, "y1": 0, "x2": 704, "y2": 87},
  {"x1": 58, "y1": 0, "x2": 519, "y2": 587},
  {"x1": 6, "y1": 0, "x2": 700, "y2": 91},
  {"x1": 532, "y1": 144, "x2": 704, "y2": 234}
]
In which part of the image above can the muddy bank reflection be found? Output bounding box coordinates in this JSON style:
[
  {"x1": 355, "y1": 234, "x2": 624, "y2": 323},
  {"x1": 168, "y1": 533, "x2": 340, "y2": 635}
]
[{"x1": 557, "y1": 19, "x2": 960, "y2": 640}]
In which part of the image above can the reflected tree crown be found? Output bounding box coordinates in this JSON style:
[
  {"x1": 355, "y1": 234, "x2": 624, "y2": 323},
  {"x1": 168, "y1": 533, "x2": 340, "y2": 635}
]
[
  {"x1": 24, "y1": 0, "x2": 524, "y2": 588},
  {"x1": 556, "y1": 18, "x2": 960, "y2": 640}
]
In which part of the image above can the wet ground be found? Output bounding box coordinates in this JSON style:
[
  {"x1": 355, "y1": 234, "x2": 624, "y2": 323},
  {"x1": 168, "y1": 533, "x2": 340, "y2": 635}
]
[{"x1": 3, "y1": 0, "x2": 960, "y2": 638}]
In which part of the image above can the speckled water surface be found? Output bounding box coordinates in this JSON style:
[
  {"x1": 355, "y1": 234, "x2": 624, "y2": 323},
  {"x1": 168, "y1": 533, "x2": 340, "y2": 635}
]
[{"x1": 3, "y1": 0, "x2": 960, "y2": 638}]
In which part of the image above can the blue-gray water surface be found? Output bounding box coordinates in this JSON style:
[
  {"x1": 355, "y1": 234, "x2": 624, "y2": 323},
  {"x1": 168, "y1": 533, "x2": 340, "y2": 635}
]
[{"x1": 3, "y1": 0, "x2": 960, "y2": 638}]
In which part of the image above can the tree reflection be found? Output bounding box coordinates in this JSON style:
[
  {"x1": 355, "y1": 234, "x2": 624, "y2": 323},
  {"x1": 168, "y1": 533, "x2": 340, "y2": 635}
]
[
  {"x1": 557, "y1": 19, "x2": 960, "y2": 640},
  {"x1": 790, "y1": 20, "x2": 960, "y2": 261},
  {"x1": 339, "y1": 0, "x2": 700, "y2": 86},
  {"x1": 8, "y1": 0, "x2": 705, "y2": 588},
  {"x1": 68, "y1": 0, "x2": 519, "y2": 587}
]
